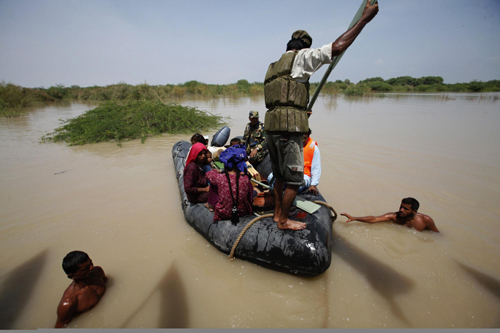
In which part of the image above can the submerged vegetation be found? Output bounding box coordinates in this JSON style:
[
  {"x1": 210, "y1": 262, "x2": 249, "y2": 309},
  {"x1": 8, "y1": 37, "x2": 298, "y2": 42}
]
[
  {"x1": 41, "y1": 100, "x2": 224, "y2": 146},
  {"x1": 2, "y1": 76, "x2": 499, "y2": 117}
]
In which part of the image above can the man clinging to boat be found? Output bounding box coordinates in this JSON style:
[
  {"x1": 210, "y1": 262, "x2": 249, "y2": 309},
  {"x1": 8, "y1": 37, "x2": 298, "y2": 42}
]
[
  {"x1": 263, "y1": 0, "x2": 379, "y2": 230},
  {"x1": 341, "y1": 197, "x2": 440, "y2": 232}
]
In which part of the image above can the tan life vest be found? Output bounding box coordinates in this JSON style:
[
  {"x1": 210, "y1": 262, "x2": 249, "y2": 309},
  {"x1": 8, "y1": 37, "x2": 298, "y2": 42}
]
[
  {"x1": 303, "y1": 137, "x2": 317, "y2": 177},
  {"x1": 263, "y1": 51, "x2": 310, "y2": 133}
]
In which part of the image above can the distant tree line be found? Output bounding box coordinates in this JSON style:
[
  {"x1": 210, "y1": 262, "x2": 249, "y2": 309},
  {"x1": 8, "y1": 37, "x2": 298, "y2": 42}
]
[{"x1": 1, "y1": 76, "x2": 500, "y2": 117}]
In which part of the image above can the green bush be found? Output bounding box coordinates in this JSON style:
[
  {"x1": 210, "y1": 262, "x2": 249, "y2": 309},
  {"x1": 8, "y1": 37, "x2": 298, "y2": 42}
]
[{"x1": 41, "y1": 100, "x2": 224, "y2": 146}]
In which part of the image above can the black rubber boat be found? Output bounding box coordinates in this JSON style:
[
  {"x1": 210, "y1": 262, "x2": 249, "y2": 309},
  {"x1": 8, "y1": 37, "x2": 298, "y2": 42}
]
[{"x1": 172, "y1": 140, "x2": 336, "y2": 277}]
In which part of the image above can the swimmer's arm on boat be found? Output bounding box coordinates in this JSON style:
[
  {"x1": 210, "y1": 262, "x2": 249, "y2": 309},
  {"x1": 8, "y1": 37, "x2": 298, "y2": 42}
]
[
  {"x1": 55, "y1": 296, "x2": 77, "y2": 328},
  {"x1": 341, "y1": 212, "x2": 396, "y2": 224}
]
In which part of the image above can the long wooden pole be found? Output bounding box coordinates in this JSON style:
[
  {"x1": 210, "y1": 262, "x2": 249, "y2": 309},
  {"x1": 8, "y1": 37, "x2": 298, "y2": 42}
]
[{"x1": 307, "y1": 0, "x2": 378, "y2": 111}]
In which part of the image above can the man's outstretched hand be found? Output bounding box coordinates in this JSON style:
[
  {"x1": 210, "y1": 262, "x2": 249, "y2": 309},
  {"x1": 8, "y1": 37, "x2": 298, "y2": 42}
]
[{"x1": 340, "y1": 212, "x2": 355, "y2": 223}]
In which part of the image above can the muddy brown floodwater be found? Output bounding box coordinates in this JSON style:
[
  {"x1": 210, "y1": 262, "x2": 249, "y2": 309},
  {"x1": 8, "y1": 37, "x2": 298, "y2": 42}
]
[{"x1": 0, "y1": 93, "x2": 499, "y2": 328}]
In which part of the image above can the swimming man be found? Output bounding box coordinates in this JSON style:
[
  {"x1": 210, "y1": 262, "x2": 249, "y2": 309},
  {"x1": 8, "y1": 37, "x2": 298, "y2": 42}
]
[{"x1": 341, "y1": 197, "x2": 439, "y2": 232}]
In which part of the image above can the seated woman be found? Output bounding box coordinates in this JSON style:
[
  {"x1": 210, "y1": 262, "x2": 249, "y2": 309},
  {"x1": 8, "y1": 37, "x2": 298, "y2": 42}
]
[
  {"x1": 206, "y1": 145, "x2": 253, "y2": 222},
  {"x1": 183, "y1": 142, "x2": 210, "y2": 204}
]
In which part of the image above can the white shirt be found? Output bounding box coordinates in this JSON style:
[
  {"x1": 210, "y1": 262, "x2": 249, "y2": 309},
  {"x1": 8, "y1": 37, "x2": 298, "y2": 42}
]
[{"x1": 290, "y1": 44, "x2": 333, "y2": 83}]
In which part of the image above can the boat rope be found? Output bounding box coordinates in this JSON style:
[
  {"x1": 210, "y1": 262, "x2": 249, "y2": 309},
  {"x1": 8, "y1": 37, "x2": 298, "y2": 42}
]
[
  {"x1": 313, "y1": 201, "x2": 338, "y2": 222},
  {"x1": 228, "y1": 213, "x2": 273, "y2": 261},
  {"x1": 228, "y1": 202, "x2": 338, "y2": 261}
]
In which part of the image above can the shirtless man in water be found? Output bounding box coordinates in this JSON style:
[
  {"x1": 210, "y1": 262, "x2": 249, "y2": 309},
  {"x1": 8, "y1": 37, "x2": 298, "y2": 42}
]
[
  {"x1": 55, "y1": 251, "x2": 107, "y2": 328},
  {"x1": 341, "y1": 197, "x2": 439, "y2": 232}
]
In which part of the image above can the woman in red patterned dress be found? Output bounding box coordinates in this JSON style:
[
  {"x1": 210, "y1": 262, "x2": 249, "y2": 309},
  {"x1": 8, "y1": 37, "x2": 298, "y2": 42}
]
[{"x1": 206, "y1": 145, "x2": 253, "y2": 222}]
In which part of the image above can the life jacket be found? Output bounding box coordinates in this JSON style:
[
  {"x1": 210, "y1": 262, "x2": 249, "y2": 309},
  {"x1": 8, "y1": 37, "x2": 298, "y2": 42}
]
[
  {"x1": 263, "y1": 51, "x2": 310, "y2": 133},
  {"x1": 303, "y1": 137, "x2": 317, "y2": 177},
  {"x1": 264, "y1": 51, "x2": 310, "y2": 110}
]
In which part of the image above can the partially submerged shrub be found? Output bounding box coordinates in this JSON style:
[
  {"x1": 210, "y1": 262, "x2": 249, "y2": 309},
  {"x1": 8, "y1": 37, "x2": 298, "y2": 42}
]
[{"x1": 42, "y1": 100, "x2": 224, "y2": 146}]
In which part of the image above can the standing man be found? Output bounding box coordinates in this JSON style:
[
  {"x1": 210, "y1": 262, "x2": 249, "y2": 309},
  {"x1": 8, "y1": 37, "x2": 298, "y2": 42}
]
[
  {"x1": 264, "y1": 0, "x2": 379, "y2": 230},
  {"x1": 243, "y1": 110, "x2": 268, "y2": 167}
]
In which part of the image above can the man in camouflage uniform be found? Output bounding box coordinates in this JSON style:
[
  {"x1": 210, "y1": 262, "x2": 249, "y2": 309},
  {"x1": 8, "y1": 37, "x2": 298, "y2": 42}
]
[
  {"x1": 242, "y1": 110, "x2": 268, "y2": 167},
  {"x1": 264, "y1": 0, "x2": 379, "y2": 230}
]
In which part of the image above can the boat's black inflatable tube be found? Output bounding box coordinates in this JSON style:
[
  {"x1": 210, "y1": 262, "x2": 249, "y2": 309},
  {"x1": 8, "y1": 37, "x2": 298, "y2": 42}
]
[
  {"x1": 211, "y1": 126, "x2": 231, "y2": 147},
  {"x1": 172, "y1": 140, "x2": 333, "y2": 277}
]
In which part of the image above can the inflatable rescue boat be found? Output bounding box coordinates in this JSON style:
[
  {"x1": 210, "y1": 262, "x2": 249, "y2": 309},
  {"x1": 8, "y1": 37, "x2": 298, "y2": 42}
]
[{"x1": 171, "y1": 129, "x2": 336, "y2": 277}]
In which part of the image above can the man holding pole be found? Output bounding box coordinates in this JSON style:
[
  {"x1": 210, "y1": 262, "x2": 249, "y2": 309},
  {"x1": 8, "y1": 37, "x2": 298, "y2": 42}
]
[{"x1": 264, "y1": 0, "x2": 379, "y2": 230}]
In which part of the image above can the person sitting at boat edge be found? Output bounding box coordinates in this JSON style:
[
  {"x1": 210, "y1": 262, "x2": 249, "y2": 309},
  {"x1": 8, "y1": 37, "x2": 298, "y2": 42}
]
[
  {"x1": 191, "y1": 133, "x2": 208, "y2": 146},
  {"x1": 243, "y1": 110, "x2": 268, "y2": 167},
  {"x1": 267, "y1": 128, "x2": 321, "y2": 195},
  {"x1": 341, "y1": 197, "x2": 439, "y2": 232},
  {"x1": 206, "y1": 145, "x2": 253, "y2": 222},
  {"x1": 183, "y1": 142, "x2": 210, "y2": 204},
  {"x1": 55, "y1": 251, "x2": 107, "y2": 328}
]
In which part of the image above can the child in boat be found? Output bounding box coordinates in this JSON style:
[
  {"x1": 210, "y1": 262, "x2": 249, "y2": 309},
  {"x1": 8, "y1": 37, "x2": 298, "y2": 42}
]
[
  {"x1": 190, "y1": 133, "x2": 208, "y2": 146},
  {"x1": 184, "y1": 142, "x2": 210, "y2": 203},
  {"x1": 203, "y1": 151, "x2": 213, "y2": 174},
  {"x1": 55, "y1": 251, "x2": 107, "y2": 328},
  {"x1": 205, "y1": 145, "x2": 253, "y2": 222}
]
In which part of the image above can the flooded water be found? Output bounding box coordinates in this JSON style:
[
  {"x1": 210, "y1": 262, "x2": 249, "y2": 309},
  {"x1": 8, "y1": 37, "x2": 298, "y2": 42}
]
[{"x1": 0, "y1": 93, "x2": 499, "y2": 328}]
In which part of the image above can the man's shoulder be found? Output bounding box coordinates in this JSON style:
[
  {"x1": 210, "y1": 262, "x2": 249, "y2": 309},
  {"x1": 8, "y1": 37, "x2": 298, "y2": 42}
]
[
  {"x1": 59, "y1": 284, "x2": 79, "y2": 304},
  {"x1": 417, "y1": 213, "x2": 434, "y2": 222}
]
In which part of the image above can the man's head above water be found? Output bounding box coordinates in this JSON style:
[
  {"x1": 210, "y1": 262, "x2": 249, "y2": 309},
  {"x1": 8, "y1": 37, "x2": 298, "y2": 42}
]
[
  {"x1": 62, "y1": 251, "x2": 92, "y2": 280},
  {"x1": 398, "y1": 197, "x2": 420, "y2": 218}
]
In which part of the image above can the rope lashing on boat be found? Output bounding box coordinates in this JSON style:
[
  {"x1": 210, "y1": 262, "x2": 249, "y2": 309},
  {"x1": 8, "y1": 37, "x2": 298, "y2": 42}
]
[
  {"x1": 313, "y1": 201, "x2": 338, "y2": 222},
  {"x1": 228, "y1": 213, "x2": 273, "y2": 261},
  {"x1": 228, "y1": 202, "x2": 337, "y2": 261}
]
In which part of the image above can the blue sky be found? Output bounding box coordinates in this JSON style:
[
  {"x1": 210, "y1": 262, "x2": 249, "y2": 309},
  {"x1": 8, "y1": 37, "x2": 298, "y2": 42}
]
[{"x1": 1, "y1": 0, "x2": 499, "y2": 88}]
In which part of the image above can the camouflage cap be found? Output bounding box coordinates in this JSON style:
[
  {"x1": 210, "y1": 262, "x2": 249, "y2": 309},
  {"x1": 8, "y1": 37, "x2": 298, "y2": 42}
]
[
  {"x1": 291, "y1": 30, "x2": 312, "y2": 48},
  {"x1": 249, "y1": 110, "x2": 259, "y2": 118}
]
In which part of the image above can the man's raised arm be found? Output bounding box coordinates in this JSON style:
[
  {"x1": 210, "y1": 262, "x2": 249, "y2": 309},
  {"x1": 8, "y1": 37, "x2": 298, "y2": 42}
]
[{"x1": 331, "y1": 0, "x2": 379, "y2": 57}]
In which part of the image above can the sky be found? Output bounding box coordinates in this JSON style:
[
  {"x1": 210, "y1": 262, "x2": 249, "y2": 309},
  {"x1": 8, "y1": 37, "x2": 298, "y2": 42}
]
[{"x1": 1, "y1": 0, "x2": 499, "y2": 88}]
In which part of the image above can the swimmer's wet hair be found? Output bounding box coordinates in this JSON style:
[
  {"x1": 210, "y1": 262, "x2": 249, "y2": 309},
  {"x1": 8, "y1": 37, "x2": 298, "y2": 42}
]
[
  {"x1": 402, "y1": 197, "x2": 419, "y2": 211},
  {"x1": 62, "y1": 251, "x2": 90, "y2": 275}
]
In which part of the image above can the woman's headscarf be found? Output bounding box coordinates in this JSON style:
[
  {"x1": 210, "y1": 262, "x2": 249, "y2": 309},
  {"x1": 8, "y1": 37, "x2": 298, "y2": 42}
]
[
  {"x1": 186, "y1": 142, "x2": 208, "y2": 166},
  {"x1": 219, "y1": 144, "x2": 247, "y2": 174}
]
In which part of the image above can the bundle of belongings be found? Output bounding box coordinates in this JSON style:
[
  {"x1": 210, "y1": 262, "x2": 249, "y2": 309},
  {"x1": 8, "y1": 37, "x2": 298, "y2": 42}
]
[{"x1": 208, "y1": 144, "x2": 274, "y2": 212}]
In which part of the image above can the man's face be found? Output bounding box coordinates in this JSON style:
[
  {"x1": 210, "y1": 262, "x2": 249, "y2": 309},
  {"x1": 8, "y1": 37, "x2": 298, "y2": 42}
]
[
  {"x1": 72, "y1": 259, "x2": 94, "y2": 280},
  {"x1": 250, "y1": 118, "x2": 259, "y2": 126},
  {"x1": 302, "y1": 134, "x2": 309, "y2": 147},
  {"x1": 397, "y1": 202, "x2": 414, "y2": 218}
]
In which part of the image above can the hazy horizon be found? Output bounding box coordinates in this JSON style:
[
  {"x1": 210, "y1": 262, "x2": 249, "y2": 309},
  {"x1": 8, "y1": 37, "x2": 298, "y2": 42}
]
[{"x1": 1, "y1": 0, "x2": 499, "y2": 88}]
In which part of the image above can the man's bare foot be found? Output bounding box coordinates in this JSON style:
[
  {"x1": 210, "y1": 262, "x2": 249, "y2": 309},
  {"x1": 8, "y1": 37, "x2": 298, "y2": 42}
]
[
  {"x1": 273, "y1": 215, "x2": 279, "y2": 223},
  {"x1": 278, "y1": 219, "x2": 306, "y2": 230}
]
